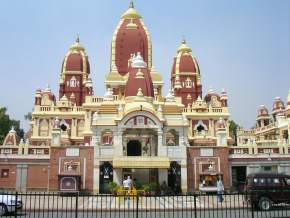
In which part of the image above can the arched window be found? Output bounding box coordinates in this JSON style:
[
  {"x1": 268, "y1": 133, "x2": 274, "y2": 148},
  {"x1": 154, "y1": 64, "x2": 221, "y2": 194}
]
[
  {"x1": 69, "y1": 76, "x2": 78, "y2": 88},
  {"x1": 101, "y1": 130, "x2": 113, "y2": 145},
  {"x1": 166, "y1": 129, "x2": 179, "y2": 146},
  {"x1": 77, "y1": 120, "x2": 84, "y2": 137},
  {"x1": 194, "y1": 120, "x2": 208, "y2": 136},
  {"x1": 185, "y1": 78, "x2": 192, "y2": 88},
  {"x1": 39, "y1": 119, "x2": 49, "y2": 136}
]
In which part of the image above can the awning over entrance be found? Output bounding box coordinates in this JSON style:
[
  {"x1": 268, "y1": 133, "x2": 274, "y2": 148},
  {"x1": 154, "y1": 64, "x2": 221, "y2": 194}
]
[{"x1": 113, "y1": 156, "x2": 170, "y2": 169}]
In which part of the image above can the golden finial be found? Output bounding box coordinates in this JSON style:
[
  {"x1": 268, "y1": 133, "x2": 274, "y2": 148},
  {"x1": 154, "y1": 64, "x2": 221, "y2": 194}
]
[{"x1": 129, "y1": 1, "x2": 134, "y2": 8}]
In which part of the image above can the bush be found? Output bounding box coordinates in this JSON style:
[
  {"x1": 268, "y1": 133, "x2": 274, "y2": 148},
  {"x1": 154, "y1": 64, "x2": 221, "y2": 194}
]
[
  {"x1": 134, "y1": 179, "x2": 143, "y2": 190},
  {"x1": 108, "y1": 182, "x2": 120, "y2": 194},
  {"x1": 149, "y1": 183, "x2": 158, "y2": 192},
  {"x1": 142, "y1": 184, "x2": 150, "y2": 193}
]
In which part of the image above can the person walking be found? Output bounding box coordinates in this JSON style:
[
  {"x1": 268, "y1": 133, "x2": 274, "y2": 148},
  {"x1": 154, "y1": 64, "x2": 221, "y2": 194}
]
[{"x1": 216, "y1": 177, "x2": 224, "y2": 203}]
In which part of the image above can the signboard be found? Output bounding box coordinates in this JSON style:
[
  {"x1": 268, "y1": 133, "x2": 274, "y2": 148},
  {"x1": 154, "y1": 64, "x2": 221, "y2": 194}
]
[
  {"x1": 66, "y1": 148, "x2": 80, "y2": 157},
  {"x1": 200, "y1": 148, "x2": 213, "y2": 157}
]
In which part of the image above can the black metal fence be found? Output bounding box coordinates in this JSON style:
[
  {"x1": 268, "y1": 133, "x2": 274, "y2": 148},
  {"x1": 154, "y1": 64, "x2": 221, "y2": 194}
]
[{"x1": 1, "y1": 192, "x2": 290, "y2": 218}]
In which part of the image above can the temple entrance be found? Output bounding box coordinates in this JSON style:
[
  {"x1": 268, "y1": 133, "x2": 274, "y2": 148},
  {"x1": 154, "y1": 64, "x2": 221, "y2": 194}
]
[
  {"x1": 123, "y1": 129, "x2": 158, "y2": 156},
  {"x1": 127, "y1": 140, "x2": 142, "y2": 156},
  {"x1": 232, "y1": 166, "x2": 246, "y2": 192},
  {"x1": 168, "y1": 161, "x2": 181, "y2": 194},
  {"x1": 100, "y1": 162, "x2": 113, "y2": 194},
  {"x1": 123, "y1": 168, "x2": 158, "y2": 189}
]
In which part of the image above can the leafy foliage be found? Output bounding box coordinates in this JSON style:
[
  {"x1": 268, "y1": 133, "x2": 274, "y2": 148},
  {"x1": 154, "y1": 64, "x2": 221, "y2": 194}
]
[
  {"x1": 107, "y1": 181, "x2": 120, "y2": 194},
  {"x1": 229, "y1": 120, "x2": 240, "y2": 145}
]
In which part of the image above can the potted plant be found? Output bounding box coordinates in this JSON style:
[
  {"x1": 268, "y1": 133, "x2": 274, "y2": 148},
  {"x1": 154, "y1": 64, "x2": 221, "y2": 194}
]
[
  {"x1": 108, "y1": 182, "x2": 120, "y2": 195},
  {"x1": 149, "y1": 182, "x2": 158, "y2": 195},
  {"x1": 142, "y1": 184, "x2": 150, "y2": 195}
]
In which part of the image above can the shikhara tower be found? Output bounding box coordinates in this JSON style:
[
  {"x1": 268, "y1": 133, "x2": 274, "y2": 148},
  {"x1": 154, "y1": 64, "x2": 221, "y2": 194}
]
[{"x1": 0, "y1": 2, "x2": 233, "y2": 194}]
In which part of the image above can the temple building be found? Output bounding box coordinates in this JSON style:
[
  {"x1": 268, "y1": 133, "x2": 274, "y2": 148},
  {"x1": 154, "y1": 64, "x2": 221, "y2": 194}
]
[
  {"x1": 0, "y1": 2, "x2": 234, "y2": 193},
  {"x1": 231, "y1": 92, "x2": 290, "y2": 191}
]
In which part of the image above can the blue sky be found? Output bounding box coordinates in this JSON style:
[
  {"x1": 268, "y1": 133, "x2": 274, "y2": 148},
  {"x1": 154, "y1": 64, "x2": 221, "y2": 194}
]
[{"x1": 0, "y1": 0, "x2": 289, "y2": 131}]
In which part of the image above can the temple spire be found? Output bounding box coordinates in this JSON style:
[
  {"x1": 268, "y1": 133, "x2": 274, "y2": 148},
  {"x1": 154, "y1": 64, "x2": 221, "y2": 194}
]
[
  {"x1": 76, "y1": 34, "x2": 80, "y2": 43},
  {"x1": 129, "y1": 1, "x2": 134, "y2": 8}
]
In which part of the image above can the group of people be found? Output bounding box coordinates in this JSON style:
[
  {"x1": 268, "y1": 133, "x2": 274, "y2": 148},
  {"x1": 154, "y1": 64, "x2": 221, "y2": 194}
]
[{"x1": 123, "y1": 175, "x2": 225, "y2": 202}]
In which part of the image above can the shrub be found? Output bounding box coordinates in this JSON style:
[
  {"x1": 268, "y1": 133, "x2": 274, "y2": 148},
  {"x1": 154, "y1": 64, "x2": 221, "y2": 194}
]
[{"x1": 108, "y1": 182, "x2": 119, "y2": 194}]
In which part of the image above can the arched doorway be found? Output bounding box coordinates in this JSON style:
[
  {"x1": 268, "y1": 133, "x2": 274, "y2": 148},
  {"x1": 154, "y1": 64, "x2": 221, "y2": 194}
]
[
  {"x1": 127, "y1": 140, "x2": 142, "y2": 156},
  {"x1": 100, "y1": 162, "x2": 113, "y2": 194},
  {"x1": 168, "y1": 161, "x2": 181, "y2": 194}
]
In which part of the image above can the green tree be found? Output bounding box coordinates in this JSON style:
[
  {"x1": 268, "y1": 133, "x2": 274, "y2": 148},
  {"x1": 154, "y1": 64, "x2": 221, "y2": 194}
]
[
  {"x1": 0, "y1": 107, "x2": 24, "y2": 144},
  {"x1": 229, "y1": 120, "x2": 240, "y2": 146},
  {"x1": 24, "y1": 112, "x2": 32, "y2": 121}
]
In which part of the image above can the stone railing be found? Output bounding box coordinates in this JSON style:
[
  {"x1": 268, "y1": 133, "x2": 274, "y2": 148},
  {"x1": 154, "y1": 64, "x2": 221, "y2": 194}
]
[
  {"x1": 183, "y1": 107, "x2": 227, "y2": 114},
  {"x1": 0, "y1": 145, "x2": 50, "y2": 156},
  {"x1": 255, "y1": 122, "x2": 277, "y2": 133}
]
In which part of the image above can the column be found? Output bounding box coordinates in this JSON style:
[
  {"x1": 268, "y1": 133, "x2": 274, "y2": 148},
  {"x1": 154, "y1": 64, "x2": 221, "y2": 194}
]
[
  {"x1": 115, "y1": 130, "x2": 123, "y2": 156},
  {"x1": 113, "y1": 168, "x2": 122, "y2": 186},
  {"x1": 157, "y1": 129, "x2": 165, "y2": 156},
  {"x1": 181, "y1": 163, "x2": 188, "y2": 193},
  {"x1": 93, "y1": 162, "x2": 100, "y2": 194},
  {"x1": 158, "y1": 169, "x2": 167, "y2": 185}
]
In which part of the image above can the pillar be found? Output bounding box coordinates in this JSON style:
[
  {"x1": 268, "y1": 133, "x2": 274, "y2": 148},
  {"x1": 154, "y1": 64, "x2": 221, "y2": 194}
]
[
  {"x1": 158, "y1": 129, "x2": 166, "y2": 156},
  {"x1": 158, "y1": 169, "x2": 167, "y2": 185},
  {"x1": 93, "y1": 163, "x2": 100, "y2": 193},
  {"x1": 181, "y1": 164, "x2": 188, "y2": 193},
  {"x1": 113, "y1": 168, "x2": 122, "y2": 186}
]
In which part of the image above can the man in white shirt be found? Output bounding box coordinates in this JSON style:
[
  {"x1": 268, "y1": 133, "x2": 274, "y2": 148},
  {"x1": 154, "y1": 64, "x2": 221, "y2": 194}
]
[{"x1": 123, "y1": 176, "x2": 132, "y2": 190}]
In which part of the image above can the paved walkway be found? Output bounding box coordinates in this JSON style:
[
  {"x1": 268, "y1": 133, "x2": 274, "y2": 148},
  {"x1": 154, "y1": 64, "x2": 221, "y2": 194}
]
[{"x1": 18, "y1": 195, "x2": 247, "y2": 210}]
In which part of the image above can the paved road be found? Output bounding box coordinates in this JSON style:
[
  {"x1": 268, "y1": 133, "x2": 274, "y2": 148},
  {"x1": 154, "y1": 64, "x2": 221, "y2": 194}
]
[{"x1": 2, "y1": 208, "x2": 290, "y2": 218}]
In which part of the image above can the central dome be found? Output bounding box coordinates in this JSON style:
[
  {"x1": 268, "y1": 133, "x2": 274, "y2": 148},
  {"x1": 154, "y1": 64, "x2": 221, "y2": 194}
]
[{"x1": 111, "y1": 2, "x2": 152, "y2": 76}]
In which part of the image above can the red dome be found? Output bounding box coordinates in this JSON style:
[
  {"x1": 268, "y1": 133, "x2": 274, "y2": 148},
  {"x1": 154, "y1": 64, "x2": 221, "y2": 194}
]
[
  {"x1": 204, "y1": 89, "x2": 220, "y2": 102},
  {"x1": 66, "y1": 53, "x2": 83, "y2": 71},
  {"x1": 62, "y1": 39, "x2": 90, "y2": 73},
  {"x1": 124, "y1": 54, "x2": 154, "y2": 98},
  {"x1": 171, "y1": 40, "x2": 199, "y2": 76},
  {"x1": 179, "y1": 55, "x2": 196, "y2": 72},
  {"x1": 112, "y1": 3, "x2": 151, "y2": 76},
  {"x1": 257, "y1": 105, "x2": 269, "y2": 117}
]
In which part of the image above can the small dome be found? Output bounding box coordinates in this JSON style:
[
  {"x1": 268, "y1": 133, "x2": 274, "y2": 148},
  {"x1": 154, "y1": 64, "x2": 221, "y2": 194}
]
[
  {"x1": 272, "y1": 97, "x2": 285, "y2": 113},
  {"x1": 3, "y1": 127, "x2": 18, "y2": 146},
  {"x1": 62, "y1": 37, "x2": 90, "y2": 73},
  {"x1": 171, "y1": 39, "x2": 199, "y2": 76},
  {"x1": 217, "y1": 118, "x2": 226, "y2": 129},
  {"x1": 220, "y1": 89, "x2": 228, "y2": 100},
  {"x1": 204, "y1": 88, "x2": 220, "y2": 102},
  {"x1": 124, "y1": 54, "x2": 154, "y2": 98},
  {"x1": 257, "y1": 105, "x2": 269, "y2": 117}
]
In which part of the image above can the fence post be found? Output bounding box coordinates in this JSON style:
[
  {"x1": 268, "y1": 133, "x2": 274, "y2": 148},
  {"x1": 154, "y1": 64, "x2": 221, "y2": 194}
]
[
  {"x1": 136, "y1": 193, "x2": 139, "y2": 218},
  {"x1": 75, "y1": 193, "x2": 79, "y2": 218},
  {"x1": 14, "y1": 192, "x2": 18, "y2": 218},
  {"x1": 193, "y1": 193, "x2": 197, "y2": 218},
  {"x1": 250, "y1": 192, "x2": 255, "y2": 218}
]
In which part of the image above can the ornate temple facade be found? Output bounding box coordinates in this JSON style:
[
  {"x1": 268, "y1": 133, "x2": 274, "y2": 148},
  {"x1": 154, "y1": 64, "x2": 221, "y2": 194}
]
[
  {"x1": 232, "y1": 93, "x2": 290, "y2": 191},
  {"x1": 0, "y1": 3, "x2": 233, "y2": 193}
]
